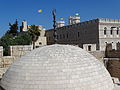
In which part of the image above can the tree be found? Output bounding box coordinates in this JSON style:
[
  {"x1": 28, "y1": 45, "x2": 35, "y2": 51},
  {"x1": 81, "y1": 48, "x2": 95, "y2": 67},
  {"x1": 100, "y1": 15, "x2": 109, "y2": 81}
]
[
  {"x1": 28, "y1": 25, "x2": 41, "y2": 49},
  {"x1": 0, "y1": 34, "x2": 14, "y2": 55},
  {"x1": 13, "y1": 32, "x2": 32, "y2": 45},
  {"x1": 7, "y1": 19, "x2": 18, "y2": 36}
]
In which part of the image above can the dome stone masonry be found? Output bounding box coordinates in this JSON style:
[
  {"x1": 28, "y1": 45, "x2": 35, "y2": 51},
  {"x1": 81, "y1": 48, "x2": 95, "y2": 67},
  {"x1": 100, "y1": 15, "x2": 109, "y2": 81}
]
[{"x1": 0, "y1": 44, "x2": 114, "y2": 90}]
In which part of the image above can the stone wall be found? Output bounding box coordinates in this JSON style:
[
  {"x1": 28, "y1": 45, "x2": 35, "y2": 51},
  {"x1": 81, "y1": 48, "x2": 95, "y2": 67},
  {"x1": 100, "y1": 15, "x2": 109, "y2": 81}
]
[
  {"x1": 46, "y1": 18, "x2": 120, "y2": 51},
  {"x1": 105, "y1": 43, "x2": 120, "y2": 58},
  {"x1": 99, "y1": 21, "x2": 120, "y2": 51},
  {"x1": 0, "y1": 56, "x2": 18, "y2": 68},
  {"x1": 46, "y1": 19, "x2": 99, "y2": 49},
  {"x1": 0, "y1": 45, "x2": 33, "y2": 78},
  {"x1": 83, "y1": 44, "x2": 96, "y2": 51},
  {"x1": 0, "y1": 56, "x2": 18, "y2": 78},
  {"x1": 9, "y1": 45, "x2": 33, "y2": 57},
  {"x1": 35, "y1": 37, "x2": 47, "y2": 47},
  {"x1": 0, "y1": 47, "x2": 3, "y2": 57},
  {"x1": 105, "y1": 50, "x2": 120, "y2": 58},
  {"x1": 105, "y1": 58, "x2": 120, "y2": 80},
  {"x1": 89, "y1": 51, "x2": 105, "y2": 63}
]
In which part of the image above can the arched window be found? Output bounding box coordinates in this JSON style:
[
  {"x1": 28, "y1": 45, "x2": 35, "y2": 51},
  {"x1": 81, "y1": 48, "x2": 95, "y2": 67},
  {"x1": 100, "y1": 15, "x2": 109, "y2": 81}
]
[
  {"x1": 110, "y1": 29, "x2": 113, "y2": 35},
  {"x1": 111, "y1": 27, "x2": 116, "y2": 35},
  {"x1": 60, "y1": 34, "x2": 62, "y2": 39},
  {"x1": 67, "y1": 33, "x2": 68, "y2": 38},
  {"x1": 117, "y1": 27, "x2": 119, "y2": 35},
  {"x1": 39, "y1": 42, "x2": 42, "y2": 45},
  {"x1": 63, "y1": 34, "x2": 65, "y2": 39},
  {"x1": 78, "y1": 32, "x2": 80, "y2": 37},
  {"x1": 104, "y1": 27, "x2": 107, "y2": 35}
]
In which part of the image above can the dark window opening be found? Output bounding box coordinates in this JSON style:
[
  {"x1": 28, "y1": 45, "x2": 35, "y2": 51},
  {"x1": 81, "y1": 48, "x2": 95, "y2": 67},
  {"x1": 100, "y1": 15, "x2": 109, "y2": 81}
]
[
  {"x1": 88, "y1": 45, "x2": 91, "y2": 51},
  {"x1": 78, "y1": 32, "x2": 80, "y2": 37},
  {"x1": 104, "y1": 27, "x2": 107, "y2": 35},
  {"x1": 110, "y1": 30, "x2": 113, "y2": 35},
  {"x1": 63, "y1": 34, "x2": 65, "y2": 39},
  {"x1": 117, "y1": 30, "x2": 119, "y2": 35},
  {"x1": 60, "y1": 34, "x2": 62, "y2": 39},
  {"x1": 67, "y1": 33, "x2": 68, "y2": 38},
  {"x1": 39, "y1": 42, "x2": 42, "y2": 45},
  {"x1": 104, "y1": 30, "x2": 106, "y2": 35}
]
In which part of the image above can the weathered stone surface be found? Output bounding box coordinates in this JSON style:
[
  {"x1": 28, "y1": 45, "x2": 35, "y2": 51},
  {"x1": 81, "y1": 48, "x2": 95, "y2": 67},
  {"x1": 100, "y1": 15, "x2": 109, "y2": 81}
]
[
  {"x1": 9, "y1": 45, "x2": 33, "y2": 56},
  {"x1": 0, "y1": 47, "x2": 3, "y2": 57},
  {"x1": 0, "y1": 44, "x2": 114, "y2": 90},
  {"x1": 0, "y1": 56, "x2": 18, "y2": 78},
  {"x1": 89, "y1": 51, "x2": 105, "y2": 63},
  {"x1": 105, "y1": 58, "x2": 120, "y2": 80}
]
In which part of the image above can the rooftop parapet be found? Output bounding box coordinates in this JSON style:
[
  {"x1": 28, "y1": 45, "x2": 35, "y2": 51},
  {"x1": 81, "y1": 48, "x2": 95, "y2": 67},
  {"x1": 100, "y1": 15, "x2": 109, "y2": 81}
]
[
  {"x1": 56, "y1": 21, "x2": 65, "y2": 28},
  {"x1": 99, "y1": 18, "x2": 120, "y2": 23},
  {"x1": 69, "y1": 16, "x2": 80, "y2": 25}
]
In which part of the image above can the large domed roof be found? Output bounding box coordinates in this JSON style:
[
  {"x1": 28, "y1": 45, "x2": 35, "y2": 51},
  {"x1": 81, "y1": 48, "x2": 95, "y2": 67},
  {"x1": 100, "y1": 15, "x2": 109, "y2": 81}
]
[{"x1": 0, "y1": 44, "x2": 114, "y2": 90}]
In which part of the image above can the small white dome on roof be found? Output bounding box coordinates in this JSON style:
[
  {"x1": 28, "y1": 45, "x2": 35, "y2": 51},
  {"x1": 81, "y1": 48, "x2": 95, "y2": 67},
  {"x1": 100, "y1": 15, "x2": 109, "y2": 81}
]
[{"x1": 0, "y1": 44, "x2": 114, "y2": 90}]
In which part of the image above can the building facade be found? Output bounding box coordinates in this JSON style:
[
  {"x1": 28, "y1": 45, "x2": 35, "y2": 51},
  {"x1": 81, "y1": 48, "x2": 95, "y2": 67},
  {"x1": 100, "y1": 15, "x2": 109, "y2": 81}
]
[
  {"x1": 20, "y1": 21, "x2": 47, "y2": 47},
  {"x1": 46, "y1": 18, "x2": 120, "y2": 51}
]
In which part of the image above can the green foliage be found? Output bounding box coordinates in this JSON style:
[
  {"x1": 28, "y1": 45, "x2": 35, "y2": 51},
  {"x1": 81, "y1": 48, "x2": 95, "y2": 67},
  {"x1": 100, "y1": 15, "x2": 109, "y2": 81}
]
[
  {"x1": 0, "y1": 22, "x2": 41, "y2": 55},
  {"x1": 28, "y1": 25, "x2": 40, "y2": 41},
  {"x1": 28, "y1": 25, "x2": 41, "y2": 49},
  {"x1": 7, "y1": 19, "x2": 18, "y2": 36},
  {"x1": 0, "y1": 32, "x2": 32, "y2": 56},
  {"x1": 13, "y1": 32, "x2": 32, "y2": 45},
  {"x1": 0, "y1": 34, "x2": 16, "y2": 56}
]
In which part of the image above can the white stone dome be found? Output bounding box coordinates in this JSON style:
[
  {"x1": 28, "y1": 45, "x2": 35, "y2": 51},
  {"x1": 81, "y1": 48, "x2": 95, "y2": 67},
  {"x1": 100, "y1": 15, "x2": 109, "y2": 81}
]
[{"x1": 0, "y1": 44, "x2": 114, "y2": 90}]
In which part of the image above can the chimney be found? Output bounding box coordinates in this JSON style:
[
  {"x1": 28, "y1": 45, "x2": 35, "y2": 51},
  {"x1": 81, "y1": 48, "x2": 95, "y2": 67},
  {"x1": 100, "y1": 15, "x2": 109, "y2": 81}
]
[
  {"x1": 69, "y1": 16, "x2": 80, "y2": 25},
  {"x1": 56, "y1": 21, "x2": 65, "y2": 28}
]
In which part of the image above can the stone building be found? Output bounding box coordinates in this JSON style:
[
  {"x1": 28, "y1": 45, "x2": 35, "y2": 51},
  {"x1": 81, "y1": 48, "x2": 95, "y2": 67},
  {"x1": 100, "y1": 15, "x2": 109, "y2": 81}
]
[
  {"x1": 20, "y1": 20, "x2": 28, "y2": 32},
  {"x1": 46, "y1": 18, "x2": 120, "y2": 52},
  {"x1": 20, "y1": 20, "x2": 47, "y2": 47},
  {"x1": 56, "y1": 21, "x2": 65, "y2": 28}
]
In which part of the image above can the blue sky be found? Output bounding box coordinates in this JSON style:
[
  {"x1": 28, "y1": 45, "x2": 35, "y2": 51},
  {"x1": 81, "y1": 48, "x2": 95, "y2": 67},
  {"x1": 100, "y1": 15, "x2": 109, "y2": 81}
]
[{"x1": 0, "y1": 0, "x2": 120, "y2": 36}]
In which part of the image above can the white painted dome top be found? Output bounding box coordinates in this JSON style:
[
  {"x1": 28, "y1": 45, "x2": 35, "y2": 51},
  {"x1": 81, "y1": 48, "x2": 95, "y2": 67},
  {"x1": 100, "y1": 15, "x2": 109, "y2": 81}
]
[{"x1": 0, "y1": 44, "x2": 114, "y2": 90}]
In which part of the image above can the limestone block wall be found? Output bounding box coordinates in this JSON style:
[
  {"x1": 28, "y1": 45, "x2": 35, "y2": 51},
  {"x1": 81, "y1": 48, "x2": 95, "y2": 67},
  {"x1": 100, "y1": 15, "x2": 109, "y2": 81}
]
[
  {"x1": 83, "y1": 44, "x2": 96, "y2": 51},
  {"x1": 35, "y1": 37, "x2": 47, "y2": 47},
  {"x1": 46, "y1": 18, "x2": 120, "y2": 52},
  {"x1": 99, "y1": 19, "x2": 120, "y2": 51},
  {"x1": 1, "y1": 56, "x2": 17, "y2": 68},
  {"x1": 105, "y1": 42, "x2": 120, "y2": 58},
  {"x1": 0, "y1": 56, "x2": 18, "y2": 78},
  {"x1": 0, "y1": 47, "x2": 3, "y2": 57},
  {"x1": 106, "y1": 58, "x2": 120, "y2": 80},
  {"x1": 0, "y1": 45, "x2": 33, "y2": 79},
  {"x1": 0, "y1": 68, "x2": 7, "y2": 79},
  {"x1": 34, "y1": 29, "x2": 47, "y2": 47},
  {"x1": 105, "y1": 50, "x2": 120, "y2": 58},
  {"x1": 9, "y1": 45, "x2": 33, "y2": 57},
  {"x1": 46, "y1": 19, "x2": 99, "y2": 49},
  {"x1": 89, "y1": 51, "x2": 105, "y2": 63}
]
